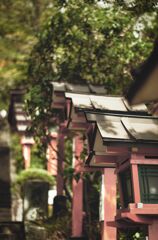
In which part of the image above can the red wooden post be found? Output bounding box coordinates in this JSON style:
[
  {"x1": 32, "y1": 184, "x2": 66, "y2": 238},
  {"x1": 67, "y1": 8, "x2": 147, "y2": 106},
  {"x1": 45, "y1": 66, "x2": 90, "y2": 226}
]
[
  {"x1": 72, "y1": 135, "x2": 84, "y2": 237},
  {"x1": 47, "y1": 128, "x2": 65, "y2": 195},
  {"x1": 57, "y1": 131, "x2": 65, "y2": 195},
  {"x1": 131, "y1": 154, "x2": 141, "y2": 203},
  {"x1": 21, "y1": 136, "x2": 34, "y2": 169},
  {"x1": 47, "y1": 132, "x2": 58, "y2": 176},
  {"x1": 102, "y1": 168, "x2": 117, "y2": 240},
  {"x1": 148, "y1": 220, "x2": 158, "y2": 240}
]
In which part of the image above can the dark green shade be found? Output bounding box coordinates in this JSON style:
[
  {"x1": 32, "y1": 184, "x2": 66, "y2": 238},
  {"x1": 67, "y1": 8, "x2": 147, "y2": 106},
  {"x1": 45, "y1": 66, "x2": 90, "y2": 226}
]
[
  {"x1": 120, "y1": 168, "x2": 134, "y2": 208},
  {"x1": 139, "y1": 165, "x2": 158, "y2": 203}
]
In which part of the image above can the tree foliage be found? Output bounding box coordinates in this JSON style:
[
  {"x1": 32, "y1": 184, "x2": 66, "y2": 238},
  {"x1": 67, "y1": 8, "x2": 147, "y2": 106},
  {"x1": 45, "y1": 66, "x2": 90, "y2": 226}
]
[
  {"x1": 0, "y1": 0, "x2": 54, "y2": 108},
  {"x1": 27, "y1": 0, "x2": 158, "y2": 136}
]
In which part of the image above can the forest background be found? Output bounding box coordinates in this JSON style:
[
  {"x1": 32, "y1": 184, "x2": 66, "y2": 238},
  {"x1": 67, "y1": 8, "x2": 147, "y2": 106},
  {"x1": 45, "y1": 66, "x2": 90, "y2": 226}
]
[{"x1": 0, "y1": 0, "x2": 158, "y2": 239}]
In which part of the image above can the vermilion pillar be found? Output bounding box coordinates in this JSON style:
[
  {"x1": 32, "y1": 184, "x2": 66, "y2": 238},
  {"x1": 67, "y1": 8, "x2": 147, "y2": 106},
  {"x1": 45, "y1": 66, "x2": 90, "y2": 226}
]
[
  {"x1": 47, "y1": 132, "x2": 58, "y2": 176},
  {"x1": 21, "y1": 136, "x2": 35, "y2": 169},
  {"x1": 102, "y1": 168, "x2": 117, "y2": 240},
  {"x1": 47, "y1": 129, "x2": 65, "y2": 195},
  {"x1": 57, "y1": 131, "x2": 64, "y2": 195},
  {"x1": 72, "y1": 134, "x2": 84, "y2": 238},
  {"x1": 148, "y1": 220, "x2": 158, "y2": 240}
]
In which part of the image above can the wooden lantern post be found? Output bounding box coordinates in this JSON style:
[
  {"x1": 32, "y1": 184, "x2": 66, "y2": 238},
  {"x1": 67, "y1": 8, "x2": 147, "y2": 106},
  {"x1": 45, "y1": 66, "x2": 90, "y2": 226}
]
[
  {"x1": 57, "y1": 127, "x2": 65, "y2": 196},
  {"x1": 71, "y1": 134, "x2": 84, "y2": 238},
  {"x1": 46, "y1": 127, "x2": 65, "y2": 196},
  {"x1": 21, "y1": 135, "x2": 34, "y2": 169},
  {"x1": 102, "y1": 168, "x2": 117, "y2": 240},
  {"x1": 47, "y1": 131, "x2": 58, "y2": 176},
  {"x1": 8, "y1": 89, "x2": 33, "y2": 169}
]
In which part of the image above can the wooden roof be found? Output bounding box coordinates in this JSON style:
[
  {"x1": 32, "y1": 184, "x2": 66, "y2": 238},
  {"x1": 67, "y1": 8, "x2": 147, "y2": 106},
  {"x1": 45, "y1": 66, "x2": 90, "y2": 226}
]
[
  {"x1": 86, "y1": 112, "x2": 158, "y2": 144},
  {"x1": 85, "y1": 111, "x2": 158, "y2": 167},
  {"x1": 52, "y1": 82, "x2": 107, "y2": 94},
  {"x1": 65, "y1": 93, "x2": 149, "y2": 117},
  {"x1": 8, "y1": 89, "x2": 31, "y2": 133},
  {"x1": 126, "y1": 39, "x2": 158, "y2": 104}
]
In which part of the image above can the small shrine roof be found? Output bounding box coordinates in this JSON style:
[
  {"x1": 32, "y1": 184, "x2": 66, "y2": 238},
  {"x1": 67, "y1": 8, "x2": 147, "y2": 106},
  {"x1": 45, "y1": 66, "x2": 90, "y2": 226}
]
[
  {"x1": 66, "y1": 83, "x2": 90, "y2": 93},
  {"x1": 97, "y1": 116, "x2": 131, "y2": 141},
  {"x1": 8, "y1": 89, "x2": 31, "y2": 133},
  {"x1": 52, "y1": 82, "x2": 107, "y2": 95},
  {"x1": 85, "y1": 112, "x2": 158, "y2": 144},
  {"x1": 126, "y1": 39, "x2": 158, "y2": 105},
  {"x1": 88, "y1": 84, "x2": 107, "y2": 94},
  {"x1": 85, "y1": 112, "x2": 108, "y2": 122},
  {"x1": 122, "y1": 117, "x2": 158, "y2": 141},
  {"x1": 127, "y1": 66, "x2": 158, "y2": 105},
  {"x1": 66, "y1": 92, "x2": 148, "y2": 115},
  {"x1": 65, "y1": 93, "x2": 92, "y2": 109},
  {"x1": 122, "y1": 99, "x2": 147, "y2": 112},
  {"x1": 51, "y1": 82, "x2": 65, "y2": 92},
  {"x1": 90, "y1": 95, "x2": 127, "y2": 111}
]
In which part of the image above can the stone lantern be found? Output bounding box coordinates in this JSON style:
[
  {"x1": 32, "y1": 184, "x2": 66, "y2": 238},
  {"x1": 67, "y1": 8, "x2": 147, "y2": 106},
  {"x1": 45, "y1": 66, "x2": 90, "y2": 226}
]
[{"x1": 23, "y1": 180, "x2": 49, "y2": 221}]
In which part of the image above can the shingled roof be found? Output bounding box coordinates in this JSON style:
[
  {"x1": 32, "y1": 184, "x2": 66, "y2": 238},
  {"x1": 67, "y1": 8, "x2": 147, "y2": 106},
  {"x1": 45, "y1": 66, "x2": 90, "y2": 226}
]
[{"x1": 126, "y1": 39, "x2": 158, "y2": 105}]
